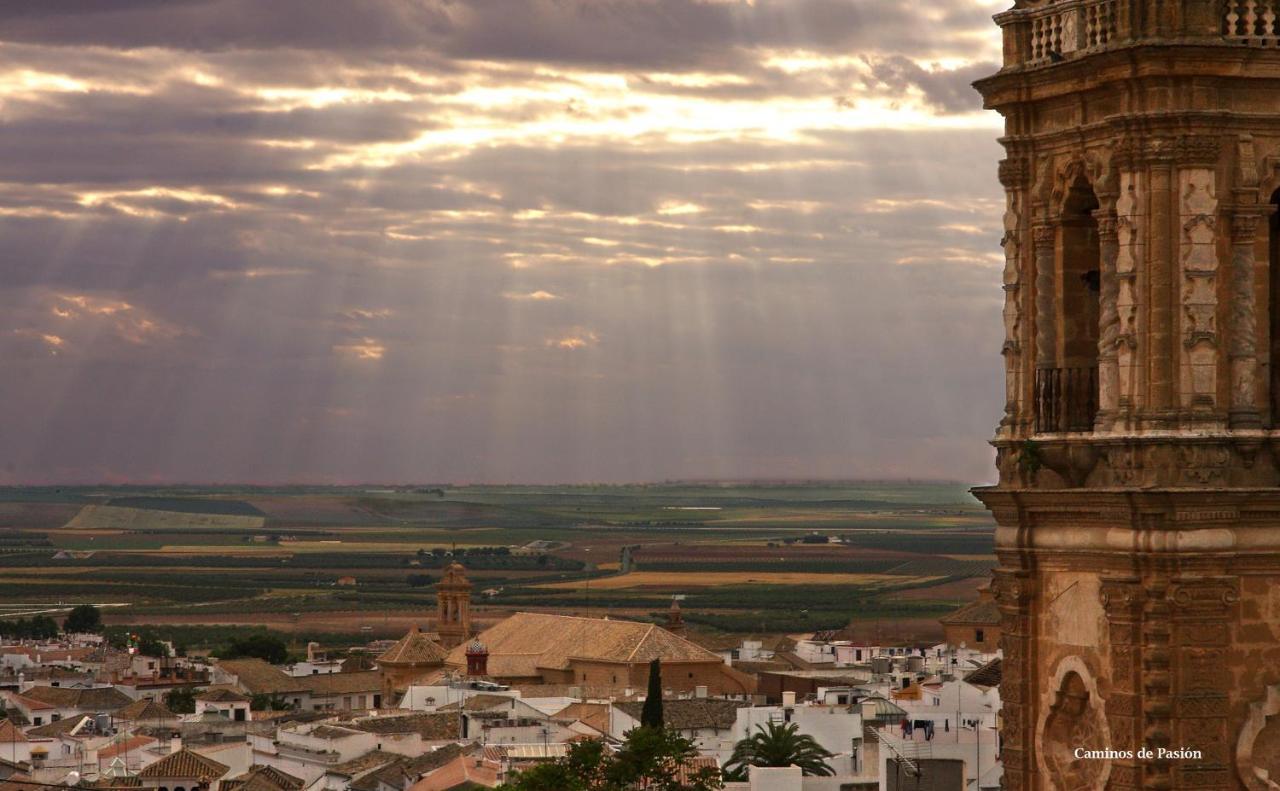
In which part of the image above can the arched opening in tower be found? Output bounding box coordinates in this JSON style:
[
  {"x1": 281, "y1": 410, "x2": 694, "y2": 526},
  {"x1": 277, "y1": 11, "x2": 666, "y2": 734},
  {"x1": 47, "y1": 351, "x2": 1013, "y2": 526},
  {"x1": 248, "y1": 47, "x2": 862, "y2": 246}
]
[
  {"x1": 1060, "y1": 174, "x2": 1101, "y2": 368},
  {"x1": 1269, "y1": 187, "x2": 1280, "y2": 423},
  {"x1": 1037, "y1": 172, "x2": 1100, "y2": 432}
]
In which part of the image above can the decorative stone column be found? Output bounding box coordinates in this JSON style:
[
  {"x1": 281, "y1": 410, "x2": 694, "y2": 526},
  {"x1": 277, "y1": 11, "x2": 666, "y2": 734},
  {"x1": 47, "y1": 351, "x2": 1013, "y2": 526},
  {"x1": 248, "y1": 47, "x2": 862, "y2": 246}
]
[
  {"x1": 993, "y1": 569, "x2": 1036, "y2": 791},
  {"x1": 1176, "y1": 136, "x2": 1223, "y2": 417},
  {"x1": 1168, "y1": 575, "x2": 1239, "y2": 788},
  {"x1": 1096, "y1": 205, "x2": 1120, "y2": 431},
  {"x1": 1148, "y1": 144, "x2": 1175, "y2": 419},
  {"x1": 1000, "y1": 158, "x2": 1029, "y2": 436},
  {"x1": 1230, "y1": 211, "x2": 1262, "y2": 428},
  {"x1": 1034, "y1": 222, "x2": 1057, "y2": 370},
  {"x1": 1101, "y1": 578, "x2": 1144, "y2": 789},
  {"x1": 1114, "y1": 167, "x2": 1145, "y2": 422}
]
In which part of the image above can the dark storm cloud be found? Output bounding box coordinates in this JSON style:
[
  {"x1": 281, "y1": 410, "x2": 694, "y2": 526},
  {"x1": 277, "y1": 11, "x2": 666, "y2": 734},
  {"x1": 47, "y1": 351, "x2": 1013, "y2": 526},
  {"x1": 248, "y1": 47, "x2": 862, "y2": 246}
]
[
  {"x1": 0, "y1": 0, "x2": 993, "y2": 64},
  {"x1": 0, "y1": 1, "x2": 1010, "y2": 484}
]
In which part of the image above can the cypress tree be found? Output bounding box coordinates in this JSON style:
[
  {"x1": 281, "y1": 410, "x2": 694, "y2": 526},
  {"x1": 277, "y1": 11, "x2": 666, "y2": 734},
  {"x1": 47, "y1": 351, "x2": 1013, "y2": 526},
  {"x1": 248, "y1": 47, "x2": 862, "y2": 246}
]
[{"x1": 640, "y1": 658, "x2": 663, "y2": 728}]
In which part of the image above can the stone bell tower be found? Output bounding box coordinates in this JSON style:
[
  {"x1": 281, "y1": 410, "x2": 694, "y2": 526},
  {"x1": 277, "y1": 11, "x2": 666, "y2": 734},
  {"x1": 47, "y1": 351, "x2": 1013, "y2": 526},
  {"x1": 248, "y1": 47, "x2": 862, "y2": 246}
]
[
  {"x1": 974, "y1": 2, "x2": 1280, "y2": 788},
  {"x1": 435, "y1": 561, "x2": 472, "y2": 649}
]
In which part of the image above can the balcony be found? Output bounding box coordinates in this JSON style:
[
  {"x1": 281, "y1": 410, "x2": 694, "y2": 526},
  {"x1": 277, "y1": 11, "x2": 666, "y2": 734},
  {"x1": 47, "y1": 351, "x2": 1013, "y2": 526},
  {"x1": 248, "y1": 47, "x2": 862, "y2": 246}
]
[
  {"x1": 1224, "y1": 0, "x2": 1280, "y2": 45},
  {"x1": 1035, "y1": 366, "x2": 1098, "y2": 433}
]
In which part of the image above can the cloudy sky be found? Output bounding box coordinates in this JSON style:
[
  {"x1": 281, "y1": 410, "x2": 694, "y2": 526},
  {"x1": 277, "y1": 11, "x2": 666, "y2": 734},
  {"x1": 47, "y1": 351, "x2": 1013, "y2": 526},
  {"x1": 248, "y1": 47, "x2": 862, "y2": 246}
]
[{"x1": 0, "y1": 0, "x2": 1008, "y2": 485}]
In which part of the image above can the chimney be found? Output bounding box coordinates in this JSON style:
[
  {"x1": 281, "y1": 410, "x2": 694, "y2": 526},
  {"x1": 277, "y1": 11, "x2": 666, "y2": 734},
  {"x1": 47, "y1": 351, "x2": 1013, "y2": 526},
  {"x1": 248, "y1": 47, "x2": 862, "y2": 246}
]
[
  {"x1": 782, "y1": 691, "x2": 796, "y2": 707},
  {"x1": 169, "y1": 734, "x2": 182, "y2": 754}
]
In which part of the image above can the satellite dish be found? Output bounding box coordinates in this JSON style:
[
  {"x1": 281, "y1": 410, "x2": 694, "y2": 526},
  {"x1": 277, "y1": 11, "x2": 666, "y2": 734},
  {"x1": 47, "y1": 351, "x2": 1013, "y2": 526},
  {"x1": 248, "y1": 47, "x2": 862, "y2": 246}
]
[{"x1": 65, "y1": 772, "x2": 81, "y2": 786}]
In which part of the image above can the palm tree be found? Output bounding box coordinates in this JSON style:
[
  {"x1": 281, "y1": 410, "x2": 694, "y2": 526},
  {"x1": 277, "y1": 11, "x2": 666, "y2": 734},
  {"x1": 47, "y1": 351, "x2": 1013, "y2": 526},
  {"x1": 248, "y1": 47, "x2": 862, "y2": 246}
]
[{"x1": 723, "y1": 722, "x2": 835, "y2": 780}]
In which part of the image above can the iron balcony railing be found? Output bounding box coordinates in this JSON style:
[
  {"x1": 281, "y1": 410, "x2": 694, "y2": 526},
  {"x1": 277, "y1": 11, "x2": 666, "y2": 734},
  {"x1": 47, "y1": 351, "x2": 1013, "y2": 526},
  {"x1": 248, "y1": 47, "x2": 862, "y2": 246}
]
[{"x1": 1035, "y1": 366, "x2": 1099, "y2": 433}]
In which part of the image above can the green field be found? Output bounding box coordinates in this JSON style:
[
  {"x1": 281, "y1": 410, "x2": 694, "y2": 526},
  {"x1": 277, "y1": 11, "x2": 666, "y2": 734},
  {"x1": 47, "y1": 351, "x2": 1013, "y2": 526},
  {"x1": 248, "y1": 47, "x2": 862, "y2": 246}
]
[{"x1": 0, "y1": 482, "x2": 995, "y2": 646}]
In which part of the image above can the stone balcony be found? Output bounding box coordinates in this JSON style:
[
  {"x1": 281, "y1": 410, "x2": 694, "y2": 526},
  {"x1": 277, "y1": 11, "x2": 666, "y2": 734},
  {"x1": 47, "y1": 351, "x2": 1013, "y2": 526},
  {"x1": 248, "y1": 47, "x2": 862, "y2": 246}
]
[{"x1": 995, "y1": 0, "x2": 1280, "y2": 68}]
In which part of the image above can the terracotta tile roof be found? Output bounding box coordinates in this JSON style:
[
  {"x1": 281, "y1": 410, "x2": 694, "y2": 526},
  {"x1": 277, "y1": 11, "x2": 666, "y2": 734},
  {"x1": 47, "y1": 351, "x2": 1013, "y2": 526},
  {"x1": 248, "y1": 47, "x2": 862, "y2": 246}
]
[
  {"x1": 939, "y1": 600, "x2": 1001, "y2": 626},
  {"x1": 197, "y1": 689, "x2": 249, "y2": 703},
  {"x1": 551, "y1": 702, "x2": 610, "y2": 734},
  {"x1": 0, "y1": 720, "x2": 27, "y2": 743},
  {"x1": 25, "y1": 714, "x2": 94, "y2": 738},
  {"x1": 310, "y1": 725, "x2": 364, "y2": 740},
  {"x1": 444, "y1": 613, "x2": 723, "y2": 674},
  {"x1": 216, "y1": 659, "x2": 304, "y2": 695},
  {"x1": 221, "y1": 765, "x2": 305, "y2": 791},
  {"x1": 436, "y1": 694, "x2": 519, "y2": 713},
  {"x1": 349, "y1": 712, "x2": 461, "y2": 741},
  {"x1": 963, "y1": 658, "x2": 1002, "y2": 689},
  {"x1": 138, "y1": 748, "x2": 229, "y2": 779},
  {"x1": 22, "y1": 686, "x2": 133, "y2": 710},
  {"x1": 614, "y1": 699, "x2": 746, "y2": 731},
  {"x1": 8, "y1": 694, "x2": 54, "y2": 712},
  {"x1": 407, "y1": 752, "x2": 499, "y2": 791},
  {"x1": 299, "y1": 671, "x2": 381, "y2": 696},
  {"x1": 350, "y1": 744, "x2": 476, "y2": 791},
  {"x1": 377, "y1": 629, "x2": 449, "y2": 666},
  {"x1": 84, "y1": 777, "x2": 143, "y2": 789},
  {"x1": 117, "y1": 699, "x2": 177, "y2": 721},
  {"x1": 635, "y1": 756, "x2": 719, "y2": 789},
  {"x1": 328, "y1": 749, "x2": 402, "y2": 778},
  {"x1": 97, "y1": 735, "x2": 157, "y2": 760}
]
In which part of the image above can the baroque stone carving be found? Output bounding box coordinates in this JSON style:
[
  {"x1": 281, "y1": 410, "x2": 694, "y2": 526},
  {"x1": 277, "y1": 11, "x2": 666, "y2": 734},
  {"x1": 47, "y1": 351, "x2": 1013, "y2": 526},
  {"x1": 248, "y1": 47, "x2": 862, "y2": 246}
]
[
  {"x1": 1038, "y1": 660, "x2": 1112, "y2": 790},
  {"x1": 1237, "y1": 683, "x2": 1280, "y2": 790},
  {"x1": 1114, "y1": 171, "x2": 1142, "y2": 412},
  {"x1": 1175, "y1": 134, "x2": 1222, "y2": 166},
  {"x1": 1178, "y1": 168, "x2": 1220, "y2": 409}
]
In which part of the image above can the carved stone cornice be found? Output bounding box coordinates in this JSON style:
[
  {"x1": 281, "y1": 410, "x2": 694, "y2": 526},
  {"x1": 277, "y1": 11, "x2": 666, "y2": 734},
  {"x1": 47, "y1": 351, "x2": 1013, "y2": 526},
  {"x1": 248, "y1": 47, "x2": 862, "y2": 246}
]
[
  {"x1": 999, "y1": 157, "x2": 1031, "y2": 189},
  {"x1": 1100, "y1": 579, "x2": 1145, "y2": 617},
  {"x1": 1231, "y1": 212, "x2": 1262, "y2": 243},
  {"x1": 1169, "y1": 578, "x2": 1240, "y2": 614},
  {"x1": 1032, "y1": 224, "x2": 1056, "y2": 248},
  {"x1": 992, "y1": 570, "x2": 1035, "y2": 608},
  {"x1": 1174, "y1": 134, "x2": 1222, "y2": 166}
]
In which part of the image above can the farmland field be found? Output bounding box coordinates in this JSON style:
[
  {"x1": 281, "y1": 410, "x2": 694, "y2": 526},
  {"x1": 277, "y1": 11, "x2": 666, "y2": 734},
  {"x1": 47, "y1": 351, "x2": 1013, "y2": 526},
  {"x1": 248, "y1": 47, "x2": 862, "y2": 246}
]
[{"x1": 0, "y1": 481, "x2": 995, "y2": 647}]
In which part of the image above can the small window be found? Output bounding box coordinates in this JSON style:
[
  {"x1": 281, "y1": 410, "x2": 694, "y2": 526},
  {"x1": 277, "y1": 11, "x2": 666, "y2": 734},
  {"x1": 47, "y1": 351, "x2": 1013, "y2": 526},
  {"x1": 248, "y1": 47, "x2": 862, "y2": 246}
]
[{"x1": 975, "y1": 629, "x2": 985, "y2": 644}]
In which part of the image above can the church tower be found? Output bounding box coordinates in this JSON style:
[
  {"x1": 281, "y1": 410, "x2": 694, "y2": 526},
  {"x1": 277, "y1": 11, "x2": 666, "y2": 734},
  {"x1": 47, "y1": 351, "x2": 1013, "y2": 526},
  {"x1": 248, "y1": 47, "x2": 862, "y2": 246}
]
[
  {"x1": 974, "y1": 2, "x2": 1280, "y2": 788},
  {"x1": 435, "y1": 561, "x2": 472, "y2": 649}
]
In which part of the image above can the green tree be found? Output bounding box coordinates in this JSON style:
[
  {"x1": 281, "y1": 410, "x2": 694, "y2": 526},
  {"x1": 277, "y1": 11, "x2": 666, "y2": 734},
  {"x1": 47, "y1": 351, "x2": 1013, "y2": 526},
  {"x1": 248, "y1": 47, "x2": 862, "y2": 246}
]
[
  {"x1": 723, "y1": 722, "x2": 835, "y2": 780},
  {"x1": 498, "y1": 728, "x2": 719, "y2": 791},
  {"x1": 220, "y1": 634, "x2": 289, "y2": 664},
  {"x1": 137, "y1": 637, "x2": 169, "y2": 658},
  {"x1": 164, "y1": 688, "x2": 199, "y2": 714},
  {"x1": 64, "y1": 604, "x2": 102, "y2": 634},
  {"x1": 641, "y1": 658, "x2": 663, "y2": 729},
  {"x1": 250, "y1": 693, "x2": 292, "y2": 712}
]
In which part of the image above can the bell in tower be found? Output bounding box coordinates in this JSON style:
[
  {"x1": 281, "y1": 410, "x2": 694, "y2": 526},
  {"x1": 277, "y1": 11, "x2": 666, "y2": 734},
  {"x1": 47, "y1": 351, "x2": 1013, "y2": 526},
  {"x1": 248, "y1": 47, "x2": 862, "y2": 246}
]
[{"x1": 973, "y1": 1, "x2": 1280, "y2": 788}]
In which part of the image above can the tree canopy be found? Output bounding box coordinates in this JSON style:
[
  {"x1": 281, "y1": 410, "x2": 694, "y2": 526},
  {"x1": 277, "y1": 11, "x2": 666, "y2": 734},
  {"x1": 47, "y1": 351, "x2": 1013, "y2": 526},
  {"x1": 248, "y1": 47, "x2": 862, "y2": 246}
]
[
  {"x1": 0, "y1": 615, "x2": 58, "y2": 640},
  {"x1": 219, "y1": 634, "x2": 289, "y2": 664},
  {"x1": 641, "y1": 658, "x2": 664, "y2": 729},
  {"x1": 498, "y1": 728, "x2": 721, "y2": 791},
  {"x1": 63, "y1": 604, "x2": 102, "y2": 634},
  {"x1": 723, "y1": 721, "x2": 835, "y2": 780},
  {"x1": 164, "y1": 687, "x2": 199, "y2": 714}
]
